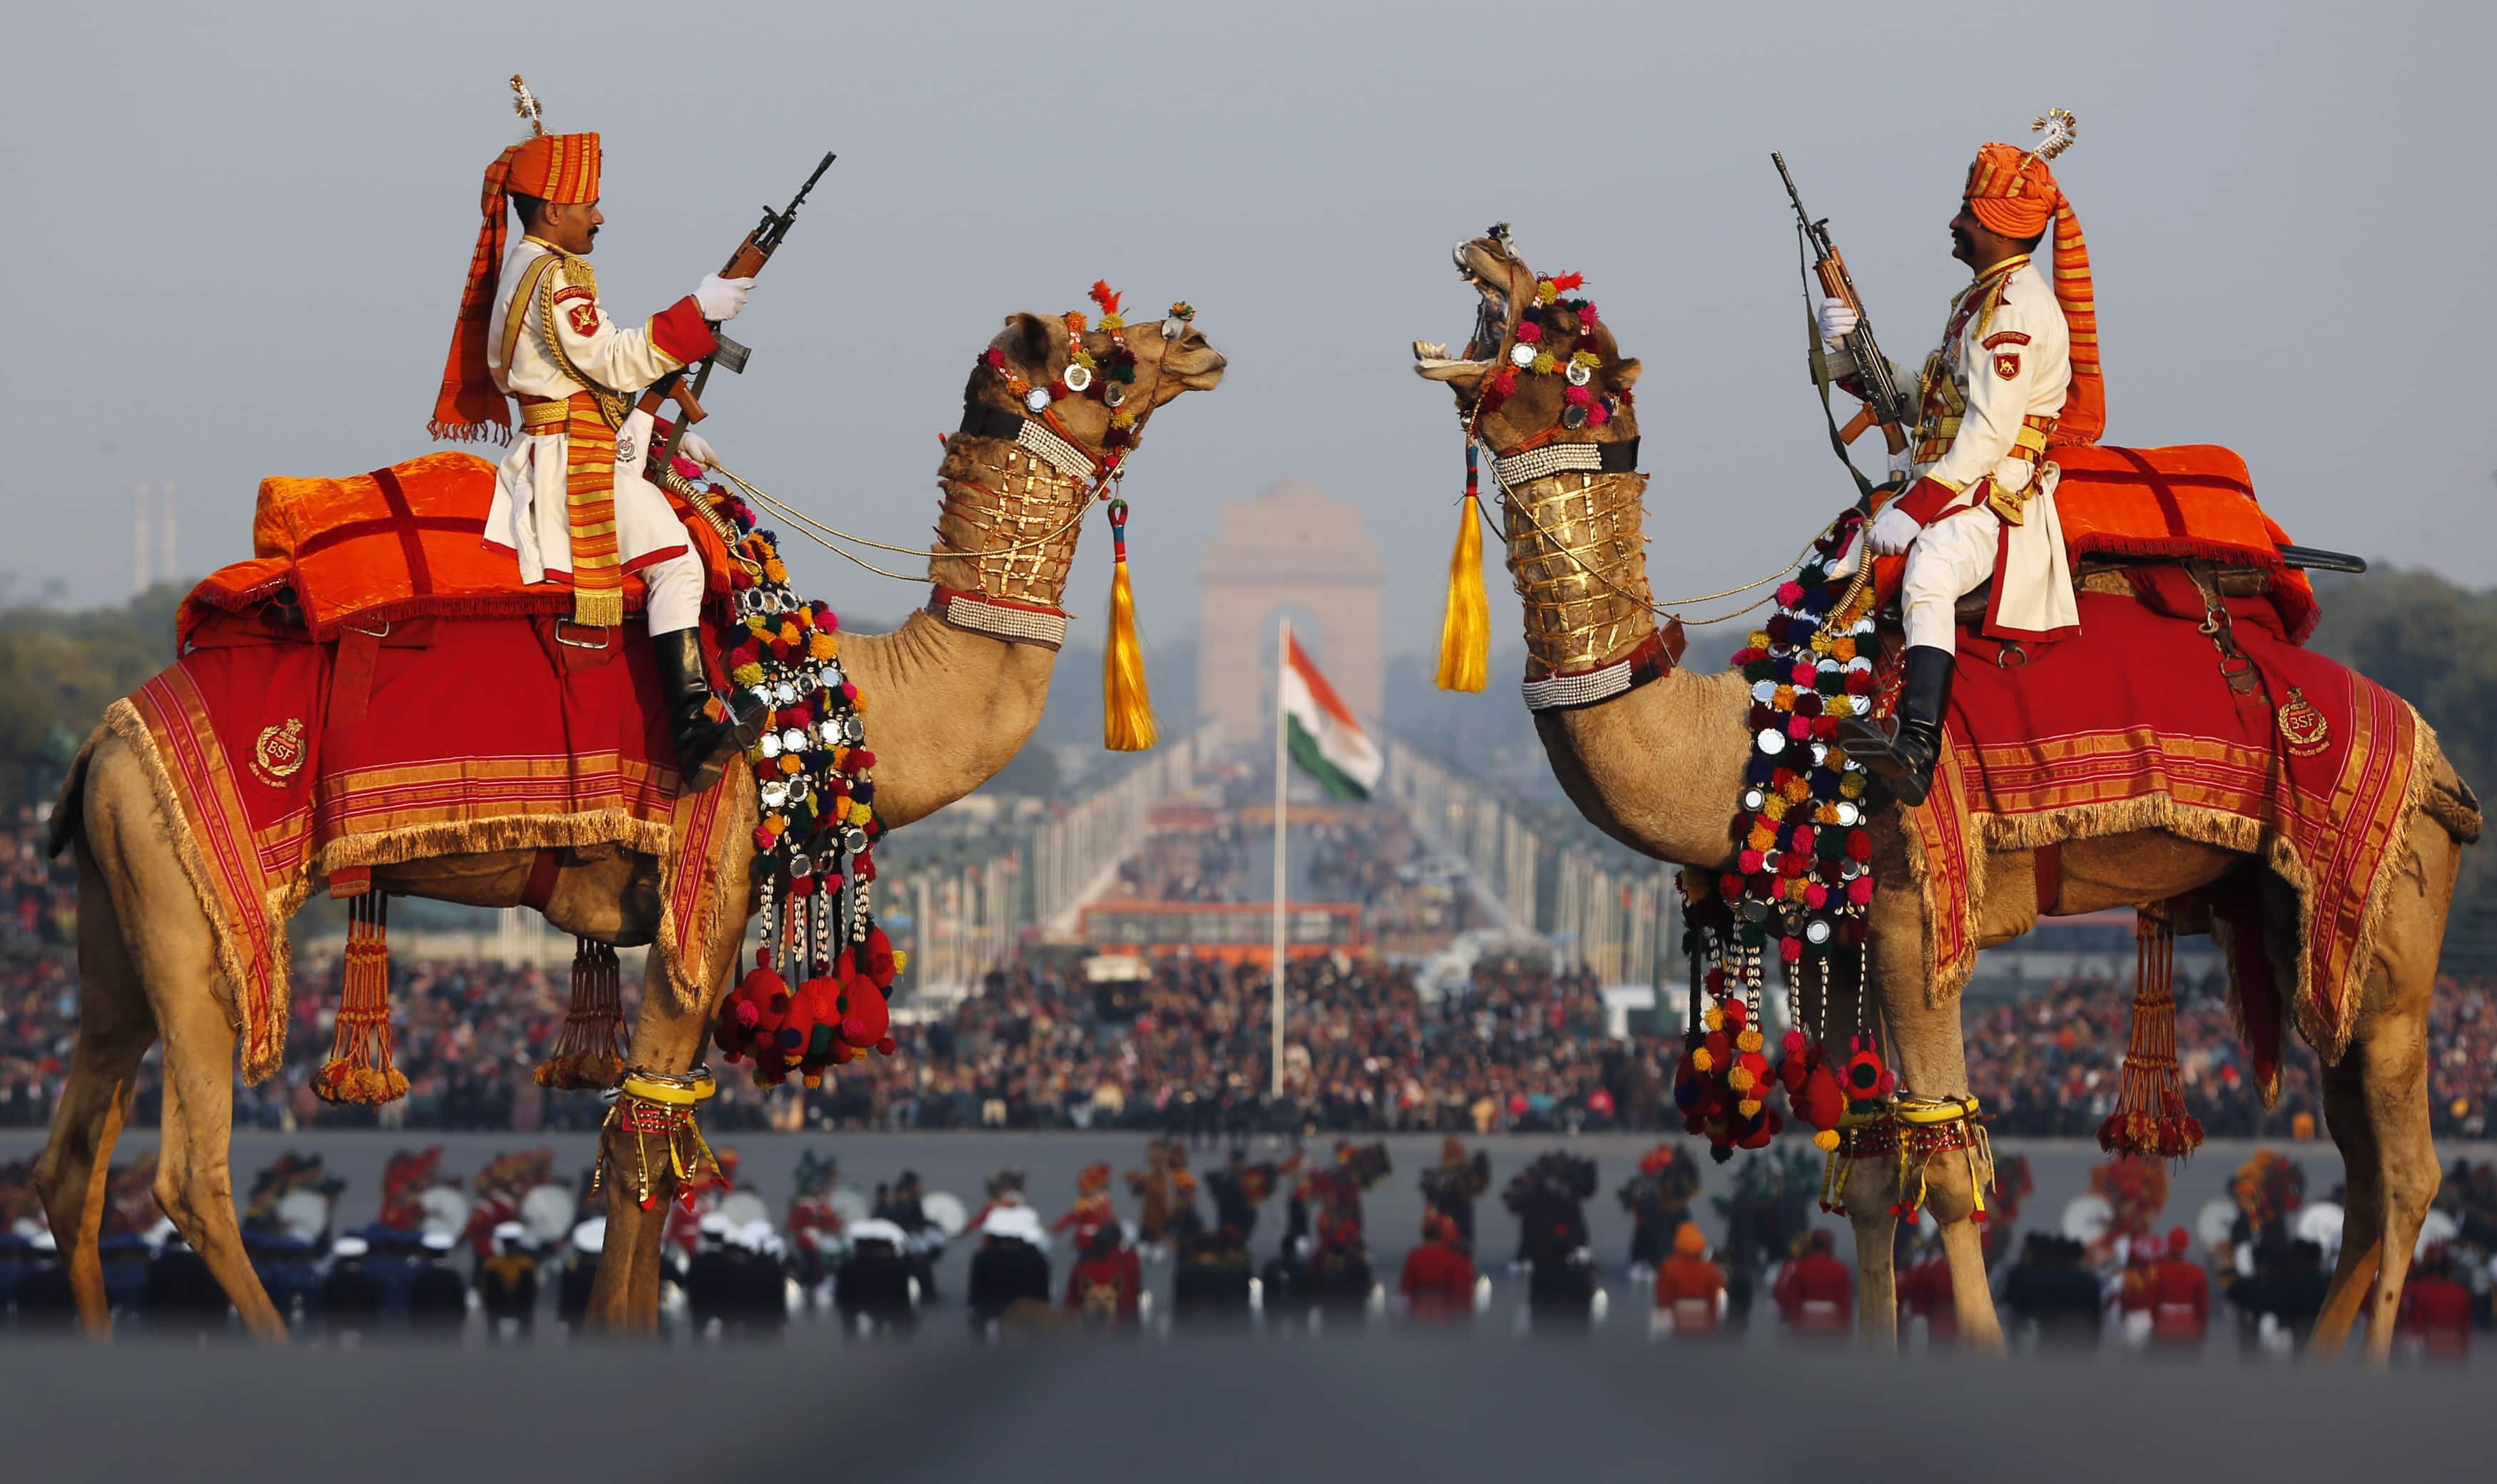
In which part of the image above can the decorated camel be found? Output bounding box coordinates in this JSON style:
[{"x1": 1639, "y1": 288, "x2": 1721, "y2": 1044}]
[
  {"x1": 34, "y1": 297, "x2": 1224, "y2": 1338},
  {"x1": 1413, "y1": 229, "x2": 2477, "y2": 1359}
]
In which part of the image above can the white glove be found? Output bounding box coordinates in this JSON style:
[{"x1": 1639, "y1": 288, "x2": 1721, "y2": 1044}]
[
  {"x1": 694, "y1": 273, "x2": 754, "y2": 322},
  {"x1": 1817, "y1": 295, "x2": 1860, "y2": 349},
  {"x1": 1866, "y1": 504, "x2": 1922, "y2": 557},
  {"x1": 674, "y1": 429, "x2": 721, "y2": 469}
]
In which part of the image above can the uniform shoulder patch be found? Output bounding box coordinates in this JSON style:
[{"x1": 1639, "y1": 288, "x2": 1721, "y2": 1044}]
[
  {"x1": 1993, "y1": 350, "x2": 2022, "y2": 381},
  {"x1": 564, "y1": 302, "x2": 601, "y2": 338},
  {"x1": 1982, "y1": 330, "x2": 2031, "y2": 349},
  {"x1": 551, "y1": 285, "x2": 595, "y2": 307}
]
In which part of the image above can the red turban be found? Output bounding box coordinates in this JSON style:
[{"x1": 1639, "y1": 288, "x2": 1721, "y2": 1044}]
[
  {"x1": 1964, "y1": 143, "x2": 2102, "y2": 445},
  {"x1": 431, "y1": 132, "x2": 604, "y2": 441}
]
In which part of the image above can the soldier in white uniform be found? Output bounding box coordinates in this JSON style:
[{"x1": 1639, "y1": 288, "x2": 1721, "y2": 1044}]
[
  {"x1": 432, "y1": 88, "x2": 756, "y2": 788},
  {"x1": 1819, "y1": 125, "x2": 2105, "y2": 805}
]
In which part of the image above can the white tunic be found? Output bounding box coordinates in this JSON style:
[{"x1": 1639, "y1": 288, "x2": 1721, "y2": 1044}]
[
  {"x1": 480, "y1": 237, "x2": 698, "y2": 584},
  {"x1": 1831, "y1": 255, "x2": 2082, "y2": 643}
]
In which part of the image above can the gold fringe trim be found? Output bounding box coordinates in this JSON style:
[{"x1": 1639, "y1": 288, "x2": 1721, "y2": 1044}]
[
  {"x1": 655, "y1": 780, "x2": 752, "y2": 1012},
  {"x1": 101, "y1": 700, "x2": 302, "y2": 1083},
  {"x1": 313, "y1": 813, "x2": 674, "y2": 878},
  {"x1": 1903, "y1": 709, "x2": 2437, "y2": 1066}
]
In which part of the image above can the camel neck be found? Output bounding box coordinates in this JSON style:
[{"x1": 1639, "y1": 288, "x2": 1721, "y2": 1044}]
[
  {"x1": 928, "y1": 434, "x2": 1093, "y2": 609},
  {"x1": 1500, "y1": 468, "x2": 1657, "y2": 679}
]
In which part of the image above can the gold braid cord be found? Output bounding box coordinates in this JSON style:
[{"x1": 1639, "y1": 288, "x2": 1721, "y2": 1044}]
[
  {"x1": 593, "y1": 1069, "x2": 722, "y2": 1213},
  {"x1": 932, "y1": 437, "x2": 1092, "y2": 609},
  {"x1": 1502, "y1": 469, "x2": 1657, "y2": 679}
]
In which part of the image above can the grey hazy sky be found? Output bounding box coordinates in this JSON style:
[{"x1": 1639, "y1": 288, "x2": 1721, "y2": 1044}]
[{"x1": 5, "y1": 0, "x2": 2487, "y2": 671}]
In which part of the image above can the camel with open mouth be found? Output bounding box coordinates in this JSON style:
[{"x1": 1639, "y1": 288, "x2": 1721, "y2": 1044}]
[{"x1": 1414, "y1": 228, "x2": 2476, "y2": 1358}]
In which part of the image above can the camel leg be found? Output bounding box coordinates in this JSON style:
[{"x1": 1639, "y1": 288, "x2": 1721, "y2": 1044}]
[
  {"x1": 76, "y1": 734, "x2": 286, "y2": 1341},
  {"x1": 587, "y1": 933, "x2": 739, "y2": 1334},
  {"x1": 2312, "y1": 819, "x2": 2454, "y2": 1363},
  {"x1": 2309, "y1": 1047, "x2": 2381, "y2": 1359},
  {"x1": 1842, "y1": 1170, "x2": 1900, "y2": 1347},
  {"x1": 1864, "y1": 890, "x2": 2006, "y2": 1353},
  {"x1": 32, "y1": 835, "x2": 160, "y2": 1337},
  {"x1": 149, "y1": 978, "x2": 288, "y2": 1340},
  {"x1": 2349, "y1": 997, "x2": 2438, "y2": 1364}
]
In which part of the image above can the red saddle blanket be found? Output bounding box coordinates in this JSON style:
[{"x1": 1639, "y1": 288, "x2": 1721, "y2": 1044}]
[
  {"x1": 103, "y1": 611, "x2": 743, "y2": 1082},
  {"x1": 177, "y1": 452, "x2": 728, "y2": 646},
  {"x1": 1901, "y1": 590, "x2": 2427, "y2": 1062}
]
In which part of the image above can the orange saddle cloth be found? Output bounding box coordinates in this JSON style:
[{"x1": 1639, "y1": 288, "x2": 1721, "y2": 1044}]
[
  {"x1": 1871, "y1": 444, "x2": 2319, "y2": 645},
  {"x1": 2050, "y1": 444, "x2": 2318, "y2": 643},
  {"x1": 178, "y1": 452, "x2": 726, "y2": 646}
]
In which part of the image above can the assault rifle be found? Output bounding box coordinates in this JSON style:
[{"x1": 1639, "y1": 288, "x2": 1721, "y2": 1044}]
[
  {"x1": 641, "y1": 149, "x2": 838, "y2": 469},
  {"x1": 1775, "y1": 153, "x2": 1915, "y2": 486}
]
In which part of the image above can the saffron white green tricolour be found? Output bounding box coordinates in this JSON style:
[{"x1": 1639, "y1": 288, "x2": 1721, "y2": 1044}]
[{"x1": 1281, "y1": 632, "x2": 1382, "y2": 800}]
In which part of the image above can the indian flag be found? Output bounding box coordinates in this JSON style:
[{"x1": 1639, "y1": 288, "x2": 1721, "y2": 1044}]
[{"x1": 1282, "y1": 632, "x2": 1382, "y2": 800}]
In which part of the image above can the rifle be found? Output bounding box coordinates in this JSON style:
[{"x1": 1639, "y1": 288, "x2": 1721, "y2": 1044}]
[
  {"x1": 1774, "y1": 153, "x2": 1915, "y2": 474},
  {"x1": 639, "y1": 149, "x2": 838, "y2": 469}
]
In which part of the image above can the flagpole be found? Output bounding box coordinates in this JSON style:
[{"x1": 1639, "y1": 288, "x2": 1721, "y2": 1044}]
[{"x1": 1271, "y1": 616, "x2": 1289, "y2": 1102}]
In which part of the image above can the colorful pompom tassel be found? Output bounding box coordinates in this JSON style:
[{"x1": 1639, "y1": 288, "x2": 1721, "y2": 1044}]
[
  {"x1": 534, "y1": 937, "x2": 627, "y2": 1090},
  {"x1": 1102, "y1": 498, "x2": 1158, "y2": 751},
  {"x1": 1435, "y1": 442, "x2": 1490, "y2": 692},
  {"x1": 314, "y1": 892, "x2": 408, "y2": 1106},
  {"x1": 2098, "y1": 909, "x2": 2203, "y2": 1160}
]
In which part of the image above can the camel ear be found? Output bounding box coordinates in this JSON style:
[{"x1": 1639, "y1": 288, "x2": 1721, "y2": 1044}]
[
  {"x1": 1609, "y1": 358, "x2": 1642, "y2": 393},
  {"x1": 999, "y1": 312, "x2": 1056, "y2": 372}
]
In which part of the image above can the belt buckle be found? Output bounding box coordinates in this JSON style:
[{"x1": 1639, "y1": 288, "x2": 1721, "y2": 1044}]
[{"x1": 555, "y1": 621, "x2": 612, "y2": 651}]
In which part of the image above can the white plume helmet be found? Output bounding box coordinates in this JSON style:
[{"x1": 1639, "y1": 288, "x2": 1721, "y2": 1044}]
[
  {"x1": 2018, "y1": 107, "x2": 2078, "y2": 176},
  {"x1": 510, "y1": 74, "x2": 546, "y2": 140}
]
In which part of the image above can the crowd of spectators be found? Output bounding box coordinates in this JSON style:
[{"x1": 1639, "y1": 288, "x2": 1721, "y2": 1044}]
[
  {"x1": 1965, "y1": 971, "x2": 2497, "y2": 1140},
  {"x1": 7, "y1": 943, "x2": 2497, "y2": 1137},
  {"x1": 833, "y1": 955, "x2": 1663, "y2": 1135}
]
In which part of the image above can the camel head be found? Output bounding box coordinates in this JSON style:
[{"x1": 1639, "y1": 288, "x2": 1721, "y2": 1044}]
[
  {"x1": 1411, "y1": 227, "x2": 1642, "y2": 454},
  {"x1": 963, "y1": 288, "x2": 1227, "y2": 468}
]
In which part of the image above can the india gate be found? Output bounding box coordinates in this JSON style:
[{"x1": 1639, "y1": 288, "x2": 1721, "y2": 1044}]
[{"x1": 1197, "y1": 478, "x2": 1385, "y2": 744}]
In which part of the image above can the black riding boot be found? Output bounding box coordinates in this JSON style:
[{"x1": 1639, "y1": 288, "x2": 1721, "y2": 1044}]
[
  {"x1": 1838, "y1": 644, "x2": 1954, "y2": 808},
  {"x1": 653, "y1": 627, "x2": 743, "y2": 793}
]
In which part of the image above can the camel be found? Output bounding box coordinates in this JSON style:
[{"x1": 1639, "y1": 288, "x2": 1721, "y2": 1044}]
[
  {"x1": 36, "y1": 304, "x2": 1225, "y2": 1338},
  {"x1": 1413, "y1": 230, "x2": 2476, "y2": 1359}
]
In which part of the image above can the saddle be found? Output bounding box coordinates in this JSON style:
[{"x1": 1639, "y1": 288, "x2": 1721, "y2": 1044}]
[
  {"x1": 1885, "y1": 443, "x2": 2319, "y2": 647},
  {"x1": 178, "y1": 451, "x2": 732, "y2": 649}
]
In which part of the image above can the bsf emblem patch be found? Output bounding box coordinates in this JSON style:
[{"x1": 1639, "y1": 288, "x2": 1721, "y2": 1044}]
[
  {"x1": 566, "y1": 303, "x2": 601, "y2": 337},
  {"x1": 2276, "y1": 687, "x2": 2331, "y2": 758},
  {"x1": 251, "y1": 718, "x2": 307, "y2": 786},
  {"x1": 1993, "y1": 351, "x2": 2021, "y2": 381}
]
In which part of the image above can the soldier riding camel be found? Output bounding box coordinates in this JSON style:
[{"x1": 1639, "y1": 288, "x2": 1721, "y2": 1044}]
[
  {"x1": 432, "y1": 99, "x2": 756, "y2": 787},
  {"x1": 1821, "y1": 131, "x2": 2102, "y2": 805}
]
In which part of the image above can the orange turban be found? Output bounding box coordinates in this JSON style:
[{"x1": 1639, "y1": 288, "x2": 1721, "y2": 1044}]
[
  {"x1": 431, "y1": 132, "x2": 604, "y2": 442},
  {"x1": 1963, "y1": 143, "x2": 2102, "y2": 444}
]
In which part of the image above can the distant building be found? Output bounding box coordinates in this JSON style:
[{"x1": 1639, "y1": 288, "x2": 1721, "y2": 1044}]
[{"x1": 1196, "y1": 479, "x2": 1384, "y2": 747}]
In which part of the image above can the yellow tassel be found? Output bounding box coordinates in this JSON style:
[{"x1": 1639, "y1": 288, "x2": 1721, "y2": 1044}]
[
  {"x1": 1102, "y1": 500, "x2": 1157, "y2": 751},
  {"x1": 1435, "y1": 489, "x2": 1490, "y2": 692}
]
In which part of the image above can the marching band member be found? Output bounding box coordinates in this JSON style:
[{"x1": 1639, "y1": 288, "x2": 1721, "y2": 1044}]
[
  {"x1": 432, "y1": 82, "x2": 755, "y2": 788},
  {"x1": 1826, "y1": 120, "x2": 2103, "y2": 805}
]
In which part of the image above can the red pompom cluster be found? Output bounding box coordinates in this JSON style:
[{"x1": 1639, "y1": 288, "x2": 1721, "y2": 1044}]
[{"x1": 713, "y1": 929, "x2": 902, "y2": 1089}]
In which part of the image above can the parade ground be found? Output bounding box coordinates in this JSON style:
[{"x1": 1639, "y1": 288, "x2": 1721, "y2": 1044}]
[{"x1": 0, "y1": 1300, "x2": 2486, "y2": 1483}]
